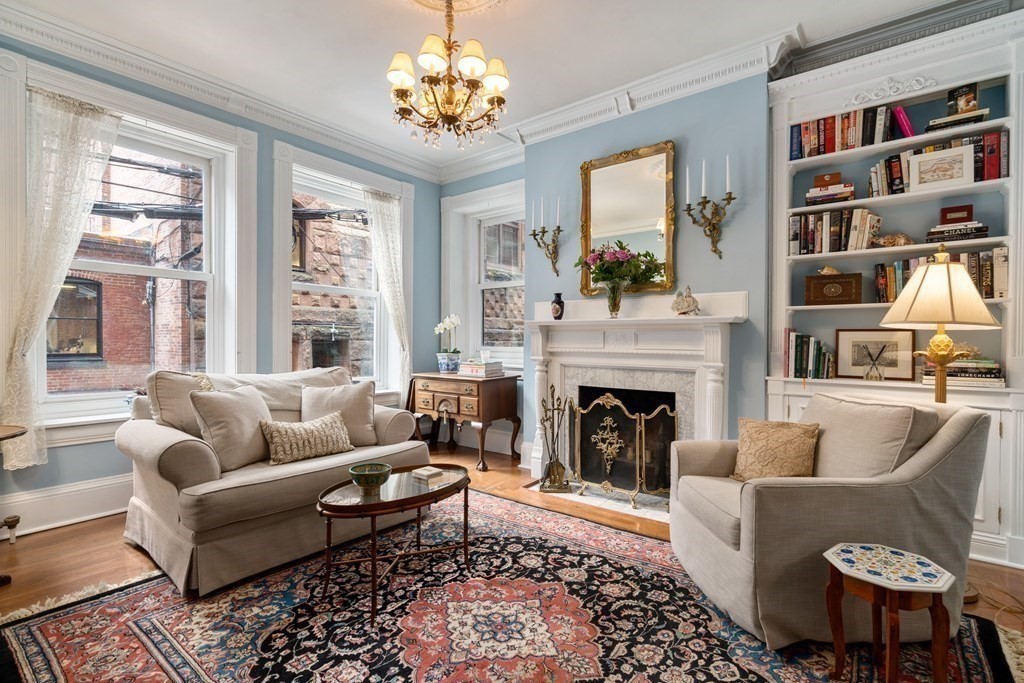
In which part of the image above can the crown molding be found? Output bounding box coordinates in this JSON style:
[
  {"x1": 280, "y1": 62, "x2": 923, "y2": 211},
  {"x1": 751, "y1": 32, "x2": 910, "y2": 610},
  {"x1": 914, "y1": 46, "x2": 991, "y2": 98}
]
[
  {"x1": 438, "y1": 142, "x2": 525, "y2": 184},
  {"x1": 0, "y1": 0, "x2": 443, "y2": 182},
  {"x1": 505, "y1": 27, "x2": 804, "y2": 147},
  {"x1": 769, "y1": 10, "x2": 1024, "y2": 103}
]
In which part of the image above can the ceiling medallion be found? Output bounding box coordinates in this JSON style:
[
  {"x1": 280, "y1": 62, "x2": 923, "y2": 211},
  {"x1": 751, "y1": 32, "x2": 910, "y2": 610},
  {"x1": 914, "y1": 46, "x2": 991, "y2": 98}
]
[
  {"x1": 408, "y1": 0, "x2": 507, "y2": 15},
  {"x1": 387, "y1": 0, "x2": 510, "y2": 149}
]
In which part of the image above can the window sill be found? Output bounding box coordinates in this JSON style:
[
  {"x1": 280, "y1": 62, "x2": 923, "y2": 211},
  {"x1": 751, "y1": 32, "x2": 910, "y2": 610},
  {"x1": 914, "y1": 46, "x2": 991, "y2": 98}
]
[{"x1": 43, "y1": 411, "x2": 130, "y2": 448}]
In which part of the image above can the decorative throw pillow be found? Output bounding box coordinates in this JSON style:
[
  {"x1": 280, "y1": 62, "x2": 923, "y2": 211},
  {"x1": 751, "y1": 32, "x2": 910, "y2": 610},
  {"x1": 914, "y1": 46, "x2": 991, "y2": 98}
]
[
  {"x1": 261, "y1": 411, "x2": 354, "y2": 465},
  {"x1": 190, "y1": 385, "x2": 272, "y2": 472},
  {"x1": 146, "y1": 370, "x2": 214, "y2": 437},
  {"x1": 301, "y1": 382, "x2": 377, "y2": 447},
  {"x1": 731, "y1": 418, "x2": 819, "y2": 482}
]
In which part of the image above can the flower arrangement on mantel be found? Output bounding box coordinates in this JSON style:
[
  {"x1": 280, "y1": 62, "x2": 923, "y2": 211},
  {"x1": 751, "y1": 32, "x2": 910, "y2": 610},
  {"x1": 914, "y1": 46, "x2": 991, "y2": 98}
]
[
  {"x1": 434, "y1": 314, "x2": 462, "y2": 373},
  {"x1": 574, "y1": 240, "x2": 665, "y2": 318}
]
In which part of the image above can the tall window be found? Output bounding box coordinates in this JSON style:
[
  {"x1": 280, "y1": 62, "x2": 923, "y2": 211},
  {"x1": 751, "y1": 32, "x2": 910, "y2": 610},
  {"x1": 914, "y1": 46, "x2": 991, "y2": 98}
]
[
  {"x1": 44, "y1": 135, "x2": 209, "y2": 396},
  {"x1": 479, "y1": 218, "x2": 525, "y2": 349},
  {"x1": 290, "y1": 169, "x2": 380, "y2": 380}
]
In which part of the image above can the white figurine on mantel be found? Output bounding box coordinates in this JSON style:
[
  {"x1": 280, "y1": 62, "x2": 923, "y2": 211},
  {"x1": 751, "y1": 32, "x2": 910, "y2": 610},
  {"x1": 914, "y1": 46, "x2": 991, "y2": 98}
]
[{"x1": 673, "y1": 286, "x2": 700, "y2": 316}]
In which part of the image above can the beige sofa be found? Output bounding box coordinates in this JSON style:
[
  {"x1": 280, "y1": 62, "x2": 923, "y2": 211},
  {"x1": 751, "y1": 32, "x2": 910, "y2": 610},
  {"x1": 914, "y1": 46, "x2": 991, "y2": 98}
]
[
  {"x1": 115, "y1": 367, "x2": 430, "y2": 595},
  {"x1": 670, "y1": 393, "x2": 990, "y2": 649}
]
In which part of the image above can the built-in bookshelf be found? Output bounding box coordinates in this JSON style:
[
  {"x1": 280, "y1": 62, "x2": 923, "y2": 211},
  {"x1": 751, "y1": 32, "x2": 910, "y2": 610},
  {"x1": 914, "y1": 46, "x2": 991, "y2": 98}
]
[{"x1": 767, "y1": 16, "x2": 1024, "y2": 566}]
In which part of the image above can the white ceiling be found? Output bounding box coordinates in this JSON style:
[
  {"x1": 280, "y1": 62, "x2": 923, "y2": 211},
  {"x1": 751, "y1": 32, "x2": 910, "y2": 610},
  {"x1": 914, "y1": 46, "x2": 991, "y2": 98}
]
[{"x1": 16, "y1": 0, "x2": 944, "y2": 167}]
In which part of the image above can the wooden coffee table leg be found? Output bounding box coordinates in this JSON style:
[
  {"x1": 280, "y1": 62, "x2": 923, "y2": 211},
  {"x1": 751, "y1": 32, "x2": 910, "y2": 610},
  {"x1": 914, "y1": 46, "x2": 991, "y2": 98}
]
[
  {"x1": 322, "y1": 517, "x2": 333, "y2": 596},
  {"x1": 885, "y1": 589, "x2": 900, "y2": 683},
  {"x1": 370, "y1": 516, "x2": 378, "y2": 627},
  {"x1": 416, "y1": 507, "x2": 422, "y2": 550},
  {"x1": 463, "y1": 485, "x2": 470, "y2": 568},
  {"x1": 826, "y1": 565, "x2": 846, "y2": 680},
  {"x1": 930, "y1": 593, "x2": 950, "y2": 683}
]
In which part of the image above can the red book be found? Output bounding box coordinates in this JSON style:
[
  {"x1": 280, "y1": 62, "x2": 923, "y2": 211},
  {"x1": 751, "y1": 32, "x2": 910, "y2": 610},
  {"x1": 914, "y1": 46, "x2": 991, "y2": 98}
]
[
  {"x1": 824, "y1": 116, "x2": 836, "y2": 154},
  {"x1": 983, "y1": 132, "x2": 1000, "y2": 180},
  {"x1": 892, "y1": 106, "x2": 915, "y2": 138}
]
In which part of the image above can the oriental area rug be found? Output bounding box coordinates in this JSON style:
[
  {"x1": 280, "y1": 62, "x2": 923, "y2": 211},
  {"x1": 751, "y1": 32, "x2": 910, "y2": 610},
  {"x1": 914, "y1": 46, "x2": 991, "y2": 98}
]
[{"x1": 0, "y1": 491, "x2": 1015, "y2": 682}]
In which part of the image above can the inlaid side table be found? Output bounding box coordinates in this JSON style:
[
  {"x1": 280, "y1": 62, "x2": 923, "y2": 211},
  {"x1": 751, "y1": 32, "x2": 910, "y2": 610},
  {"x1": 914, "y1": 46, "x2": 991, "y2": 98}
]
[{"x1": 824, "y1": 543, "x2": 955, "y2": 683}]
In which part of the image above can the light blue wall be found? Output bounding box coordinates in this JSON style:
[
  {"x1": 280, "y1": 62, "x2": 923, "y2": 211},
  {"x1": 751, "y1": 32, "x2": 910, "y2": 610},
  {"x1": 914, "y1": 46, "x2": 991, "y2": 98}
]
[
  {"x1": 521, "y1": 74, "x2": 771, "y2": 441},
  {"x1": 0, "y1": 35, "x2": 442, "y2": 494}
]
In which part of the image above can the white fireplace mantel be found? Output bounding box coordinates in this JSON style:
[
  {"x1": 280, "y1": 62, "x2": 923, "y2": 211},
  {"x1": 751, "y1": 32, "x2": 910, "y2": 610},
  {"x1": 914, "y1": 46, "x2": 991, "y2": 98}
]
[{"x1": 524, "y1": 290, "x2": 748, "y2": 477}]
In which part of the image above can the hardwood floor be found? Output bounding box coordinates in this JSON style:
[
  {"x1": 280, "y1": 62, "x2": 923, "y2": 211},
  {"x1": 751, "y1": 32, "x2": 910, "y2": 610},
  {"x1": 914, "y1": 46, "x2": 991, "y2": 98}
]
[{"x1": 1, "y1": 444, "x2": 1021, "y2": 633}]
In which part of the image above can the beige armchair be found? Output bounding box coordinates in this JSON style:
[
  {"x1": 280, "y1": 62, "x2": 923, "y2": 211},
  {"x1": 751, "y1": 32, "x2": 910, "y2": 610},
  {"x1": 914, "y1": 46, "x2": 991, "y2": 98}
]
[{"x1": 669, "y1": 393, "x2": 990, "y2": 649}]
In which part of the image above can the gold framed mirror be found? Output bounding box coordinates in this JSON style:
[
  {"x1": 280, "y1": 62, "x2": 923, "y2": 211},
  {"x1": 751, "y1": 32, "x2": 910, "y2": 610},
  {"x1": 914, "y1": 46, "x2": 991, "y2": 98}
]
[{"x1": 579, "y1": 140, "x2": 675, "y2": 296}]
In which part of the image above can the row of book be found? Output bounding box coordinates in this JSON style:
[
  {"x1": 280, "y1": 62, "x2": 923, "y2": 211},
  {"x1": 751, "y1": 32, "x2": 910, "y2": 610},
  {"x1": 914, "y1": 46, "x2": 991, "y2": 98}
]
[
  {"x1": 458, "y1": 359, "x2": 504, "y2": 378},
  {"x1": 868, "y1": 131, "x2": 1009, "y2": 197},
  {"x1": 789, "y1": 105, "x2": 915, "y2": 160},
  {"x1": 873, "y1": 247, "x2": 1009, "y2": 302},
  {"x1": 788, "y1": 209, "x2": 881, "y2": 255},
  {"x1": 782, "y1": 330, "x2": 836, "y2": 380},
  {"x1": 922, "y1": 359, "x2": 1005, "y2": 388}
]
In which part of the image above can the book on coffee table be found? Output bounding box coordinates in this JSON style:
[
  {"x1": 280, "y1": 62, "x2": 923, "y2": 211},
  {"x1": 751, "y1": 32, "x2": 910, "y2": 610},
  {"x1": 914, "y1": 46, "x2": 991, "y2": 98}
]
[{"x1": 412, "y1": 465, "x2": 444, "y2": 481}]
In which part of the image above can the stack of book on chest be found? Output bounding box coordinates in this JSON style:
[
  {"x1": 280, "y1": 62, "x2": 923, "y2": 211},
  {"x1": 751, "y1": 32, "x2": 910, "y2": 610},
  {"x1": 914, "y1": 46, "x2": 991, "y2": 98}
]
[
  {"x1": 458, "y1": 359, "x2": 504, "y2": 377},
  {"x1": 923, "y1": 359, "x2": 1005, "y2": 389}
]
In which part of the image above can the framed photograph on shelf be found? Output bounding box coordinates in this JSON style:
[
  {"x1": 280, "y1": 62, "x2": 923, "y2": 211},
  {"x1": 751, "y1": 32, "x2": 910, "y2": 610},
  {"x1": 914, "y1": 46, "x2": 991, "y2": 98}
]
[
  {"x1": 835, "y1": 328, "x2": 917, "y2": 381},
  {"x1": 907, "y1": 146, "x2": 973, "y2": 193}
]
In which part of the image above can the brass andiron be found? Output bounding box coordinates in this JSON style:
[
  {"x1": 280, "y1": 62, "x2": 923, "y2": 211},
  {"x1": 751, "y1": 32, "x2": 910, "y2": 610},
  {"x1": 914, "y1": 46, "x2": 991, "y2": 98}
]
[
  {"x1": 684, "y1": 191, "x2": 735, "y2": 259},
  {"x1": 530, "y1": 224, "x2": 562, "y2": 276},
  {"x1": 539, "y1": 385, "x2": 572, "y2": 493}
]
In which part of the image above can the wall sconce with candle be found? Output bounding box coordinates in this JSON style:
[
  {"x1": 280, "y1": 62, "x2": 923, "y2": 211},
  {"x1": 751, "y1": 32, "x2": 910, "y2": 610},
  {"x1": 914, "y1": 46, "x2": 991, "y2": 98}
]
[
  {"x1": 530, "y1": 196, "x2": 562, "y2": 276},
  {"x1": 684, "y1": 156, "x2": 736, "y2": 259}
]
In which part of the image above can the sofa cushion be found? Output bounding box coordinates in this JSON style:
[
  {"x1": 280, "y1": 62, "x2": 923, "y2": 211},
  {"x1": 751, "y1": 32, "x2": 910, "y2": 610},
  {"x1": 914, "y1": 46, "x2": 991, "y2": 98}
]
[
  {"x1": 799, "y1": 393, "x2": 940, "y2": 478},
  {"x1": 261, "y1": 411, "x2": 354, "y2": 465},
  {"x1": 190, "y1": 385, "x2": 272, "y2": 472},
  {"x1": 147, "y1": 367, "x2": 352, "y2": 436},
  {"x1": 731, "y1": 418, "x2": 818, "y2": 482},
  {"x1": 178, "y1": 441, "x2": 429, "y2": 532},
  {"x1": 302, "y1": 382, "x2": 377, "y2": 447},
  {"x1": 676, "y1": 475, "x2": 744, "y2": 549}
]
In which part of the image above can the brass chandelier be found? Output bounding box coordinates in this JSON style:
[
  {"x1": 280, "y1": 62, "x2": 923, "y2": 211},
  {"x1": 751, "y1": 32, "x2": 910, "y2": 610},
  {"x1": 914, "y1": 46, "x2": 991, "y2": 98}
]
[{"x1": 386, "y1": 0, "x2": 510, "y2": 149}]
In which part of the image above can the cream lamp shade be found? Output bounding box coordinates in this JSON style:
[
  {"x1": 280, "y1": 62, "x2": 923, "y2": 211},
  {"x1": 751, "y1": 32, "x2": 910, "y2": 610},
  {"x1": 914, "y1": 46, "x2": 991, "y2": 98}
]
[
  {"x1": 457, "y1": 39, "x2": 487, "y2": 79},
  {"x1": 482, "y1": 58, "x2": 509, "y2": 92},
  {"x1": 386, "y1": 52, "x2": 416, "y2": 88},
  {"x1": 879, "y1": 249, "x2": 999, "y2": 330},
  {"x1": 417, "y1": 34, "x2": 447, "y2": 73}
]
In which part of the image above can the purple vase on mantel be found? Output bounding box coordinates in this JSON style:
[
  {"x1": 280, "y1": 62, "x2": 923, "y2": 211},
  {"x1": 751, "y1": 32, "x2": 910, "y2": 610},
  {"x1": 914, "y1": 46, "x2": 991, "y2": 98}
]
[{"x1": 551, "y1": 293, "x2": 564, "y2": 320}]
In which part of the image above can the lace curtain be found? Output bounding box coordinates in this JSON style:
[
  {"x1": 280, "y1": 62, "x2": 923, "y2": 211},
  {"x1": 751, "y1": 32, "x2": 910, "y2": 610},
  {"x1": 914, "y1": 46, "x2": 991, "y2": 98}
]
[
  {"x1": 363, "y1": 189, "x2": 412, "y2": 398},
  {"x1": 1, "y1": 88, "x2": 121, "y2": 470}
]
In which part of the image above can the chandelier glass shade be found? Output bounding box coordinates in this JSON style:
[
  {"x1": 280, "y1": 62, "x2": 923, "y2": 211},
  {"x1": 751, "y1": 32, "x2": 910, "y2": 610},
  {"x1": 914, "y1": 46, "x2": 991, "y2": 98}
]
[{"x1": 387, "y1": 0, "x2": 509, "y2": 149}]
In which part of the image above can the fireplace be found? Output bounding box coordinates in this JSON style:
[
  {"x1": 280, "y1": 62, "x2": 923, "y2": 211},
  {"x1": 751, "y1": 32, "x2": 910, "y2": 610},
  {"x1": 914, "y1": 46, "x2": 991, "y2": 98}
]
[{"x1": 571, "y1": 386, "x2": 677, "y2": 508}]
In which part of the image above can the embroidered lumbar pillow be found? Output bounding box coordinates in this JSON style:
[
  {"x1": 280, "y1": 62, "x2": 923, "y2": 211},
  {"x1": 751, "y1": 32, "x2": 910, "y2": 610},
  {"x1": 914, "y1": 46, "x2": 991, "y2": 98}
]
[
  {"x1": 731, "y1": 417, "x2": 819, "y2": 482},
  {"x1": 261, "y1": 411, "x2": 354, "y2": 465}
]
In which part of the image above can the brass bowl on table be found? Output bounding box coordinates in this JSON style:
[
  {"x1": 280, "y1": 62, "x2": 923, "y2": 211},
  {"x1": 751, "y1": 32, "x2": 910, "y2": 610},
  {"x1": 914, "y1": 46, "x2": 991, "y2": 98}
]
[{"x1": 348, "y1": 462, "x2": 393, "y2": 497}]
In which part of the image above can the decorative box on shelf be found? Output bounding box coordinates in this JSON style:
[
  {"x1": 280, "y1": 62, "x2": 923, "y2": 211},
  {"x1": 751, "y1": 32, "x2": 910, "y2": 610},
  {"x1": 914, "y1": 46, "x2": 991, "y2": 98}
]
[{"x1": 804, "y1": 273, "x2": 862, "y2": 305}]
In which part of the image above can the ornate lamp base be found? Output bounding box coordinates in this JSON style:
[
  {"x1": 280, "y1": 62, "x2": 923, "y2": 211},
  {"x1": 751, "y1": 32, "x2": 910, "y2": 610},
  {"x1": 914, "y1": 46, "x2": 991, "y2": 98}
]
[{"x1": 915, "y1": 327, "x2": 968, "y2": 404}]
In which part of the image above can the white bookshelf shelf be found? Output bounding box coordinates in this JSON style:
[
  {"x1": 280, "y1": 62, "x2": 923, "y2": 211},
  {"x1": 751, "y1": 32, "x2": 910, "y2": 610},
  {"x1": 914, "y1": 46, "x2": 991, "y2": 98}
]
[
  {"x1": 786, "y1": 235, "x2": 1011, "y2": 264},
  {"x1": 788, "y1": 178, "x2": 1010, "y2": 216},
  {"x1": 787, "y1": 117, "x2": 1013, "y2": 171},
  {"x1": 786, "y1": 298, "x2": 1010, "y2": 313},
  {"x1": 766, "y1": 376, "x2": 1022, "y2": 395}
]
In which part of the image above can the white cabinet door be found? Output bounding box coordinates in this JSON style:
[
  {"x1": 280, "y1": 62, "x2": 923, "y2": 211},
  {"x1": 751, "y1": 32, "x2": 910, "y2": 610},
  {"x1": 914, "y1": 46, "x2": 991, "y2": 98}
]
[
  {"x1": 972, "y1": 410, "x2": 1003, "y2": 535},
  {"x1": 784, "y1": 395, "x2": 810, "y2": 422}
]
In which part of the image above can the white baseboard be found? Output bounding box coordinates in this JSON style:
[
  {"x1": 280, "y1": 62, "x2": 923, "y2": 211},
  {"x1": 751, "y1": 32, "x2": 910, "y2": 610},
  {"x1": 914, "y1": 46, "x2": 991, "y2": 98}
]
[
  {"x1": 453, "y1": 424, "x2": 522, "y2": 457},
  {"x1": 520, "y1": 441, "x2": 534, "y2": 473},
  {"x1": 0, "y1": 472, "x2": 132, "y2": 540},
  {"x1": 528, "y1": 441, "x2": 543, "y2": 479}
]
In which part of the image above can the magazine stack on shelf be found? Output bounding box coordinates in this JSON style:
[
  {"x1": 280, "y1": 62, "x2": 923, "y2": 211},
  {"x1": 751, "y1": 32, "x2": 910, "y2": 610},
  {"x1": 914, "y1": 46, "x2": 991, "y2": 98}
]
[
  {"x1": 923, "y1": 358, "x2": 1005, "y2": 388},
  {"x1": 458, "y1": 359, "x2": 504, "y2": 378},
  {"x1": 925, "y1": 83, "x2": 988, "y2": 131}
]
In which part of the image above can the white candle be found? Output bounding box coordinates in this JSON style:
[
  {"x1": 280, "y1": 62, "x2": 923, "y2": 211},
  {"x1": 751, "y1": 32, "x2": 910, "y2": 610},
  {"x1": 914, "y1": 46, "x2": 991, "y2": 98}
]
[
  {"x1": 556, "y1": 196, "x2": 560, "y2": 226},
  {"x1": 701, "y1": 159, "x2": 706, "y2": 197},
  {"x1": 725, "y1": 155, "x2": 731, "y2": 194},
  {"x1": 540, "y1": 196, "x2": 545, "y2": 227},
  {"x1": 685, "y1": 166, "x2": 690, "y2": 205}
]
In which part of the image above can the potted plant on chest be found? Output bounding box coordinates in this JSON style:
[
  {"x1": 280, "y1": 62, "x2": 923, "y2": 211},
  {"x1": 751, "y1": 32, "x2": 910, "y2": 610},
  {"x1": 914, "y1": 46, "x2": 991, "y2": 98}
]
[
  {"x1": 434, "y1": 314, "x2": 462, "y2": 373},
  {"x1": 575, "y1": 241, "x2": 665, "y2": 318}
]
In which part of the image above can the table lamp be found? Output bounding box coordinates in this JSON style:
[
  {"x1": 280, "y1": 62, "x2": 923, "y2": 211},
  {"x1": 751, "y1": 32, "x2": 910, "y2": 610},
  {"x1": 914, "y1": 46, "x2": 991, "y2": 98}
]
[{"x1": 879, "y1": 244, "x2": 1000, "y2": 402}]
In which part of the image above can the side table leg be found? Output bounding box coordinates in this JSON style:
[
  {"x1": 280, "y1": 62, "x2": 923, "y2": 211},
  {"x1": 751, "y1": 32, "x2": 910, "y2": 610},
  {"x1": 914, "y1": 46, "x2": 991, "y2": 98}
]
[
  {"x1": 428, "y1": 417, "x2": 439, "y2": 448},
  {"x1": 322, "y1": 517, "x2": 333, "y2": 596},
  {"x1": 826, "y1": 565, "x2": 846, "y2": 680},
  {"x1": 475, "y1": 421, "x2": 491, "y2": 471},
  {"x1": 416, "y1": 507, "x2": 422, "y2": 550},
  {"x1": 446, "y1": 417, "x2": 458, "y2": 453},
  {"x1": 930, "y1": 593, "x2": 950, "y2": 683},
  {"x1": 509, "y1": 416, "x2": 522, "y2": 461},
  {"x1": 872, "y1": 599, "x2": 883, "y2": 665},
  {"x1": 369, "y1": 516, "x2": 378, "y2": 627},
  {"x1": 885, "y1": 590, "x2": 900, "y2": 683},
  {"x1": 463, "y1": 485, "x2": 470, "y2": 569}
]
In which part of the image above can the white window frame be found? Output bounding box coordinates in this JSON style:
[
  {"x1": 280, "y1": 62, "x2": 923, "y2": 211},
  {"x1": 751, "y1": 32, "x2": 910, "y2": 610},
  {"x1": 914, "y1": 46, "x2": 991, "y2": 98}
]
[
  {"x1": 272, "y1": 142, "x2": 414, "y2": 403},
  {"x1": 477, "y1": 213, "x2": 526, "y2": 363},
  {"x1": 441, "y1": 180, "x2": 526, "y2": 369},
  {"x1": 0, "y1": 51, "x2": 258, "y2": 444}
]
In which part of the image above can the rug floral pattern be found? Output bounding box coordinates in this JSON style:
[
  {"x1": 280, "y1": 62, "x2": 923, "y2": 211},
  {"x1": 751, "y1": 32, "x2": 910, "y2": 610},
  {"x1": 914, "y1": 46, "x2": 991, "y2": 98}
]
[{"x1": 0, "y1": 491, "x2": 1007, "y2": 682}]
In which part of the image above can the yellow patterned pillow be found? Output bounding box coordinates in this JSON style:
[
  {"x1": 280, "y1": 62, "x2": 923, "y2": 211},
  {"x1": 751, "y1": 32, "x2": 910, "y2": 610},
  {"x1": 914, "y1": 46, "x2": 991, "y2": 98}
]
[
  {"x1": 731, "y1": 418, "x2": 819, "y2": 482},
  {"x1": 260, "y1": 411, "x2": 354, "y2": 466}
]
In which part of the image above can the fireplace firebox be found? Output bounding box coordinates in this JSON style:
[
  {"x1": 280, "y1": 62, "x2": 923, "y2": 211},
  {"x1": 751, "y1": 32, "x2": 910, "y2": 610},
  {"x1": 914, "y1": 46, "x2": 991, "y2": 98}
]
[{"x1": 571, "y1": 386, "x2": 677, "y2": 508}]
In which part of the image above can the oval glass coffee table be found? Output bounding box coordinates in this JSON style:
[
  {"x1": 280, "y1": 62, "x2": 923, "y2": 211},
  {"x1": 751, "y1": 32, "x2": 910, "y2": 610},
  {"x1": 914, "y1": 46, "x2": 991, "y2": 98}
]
[{"x1": 317, "y1": 463, "x2": 470, "y2": 626}]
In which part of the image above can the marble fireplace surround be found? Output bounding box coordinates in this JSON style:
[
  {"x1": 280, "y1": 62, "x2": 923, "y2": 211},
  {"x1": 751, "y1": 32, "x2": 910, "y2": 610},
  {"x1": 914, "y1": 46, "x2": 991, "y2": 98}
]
[{"x1": 524, "y1": 291, "x2": 748, "y2": 477}]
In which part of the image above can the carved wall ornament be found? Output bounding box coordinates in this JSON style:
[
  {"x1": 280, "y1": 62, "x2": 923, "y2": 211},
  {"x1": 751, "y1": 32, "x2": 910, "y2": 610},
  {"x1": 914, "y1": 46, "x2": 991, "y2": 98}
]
[{"x1": 844, "y1": 76, "x2": 937, "y2": 107}]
